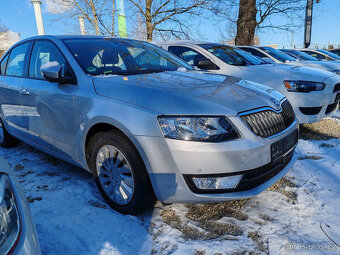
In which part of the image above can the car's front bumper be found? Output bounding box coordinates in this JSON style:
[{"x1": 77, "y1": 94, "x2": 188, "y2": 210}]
[
  {"x1": 285, "y1": 76, "x2": 340, "y2": 124},
  {"x1": 136, "y1": 119, "x2": 298, "y2": 203}
]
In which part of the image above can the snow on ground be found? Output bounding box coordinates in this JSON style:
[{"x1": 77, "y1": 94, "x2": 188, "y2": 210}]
[{"x1": 1, "y1": 117, "x2": 340, "y2": 255}]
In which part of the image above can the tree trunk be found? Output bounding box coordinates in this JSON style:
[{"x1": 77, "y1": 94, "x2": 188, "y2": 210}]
[
  {"x1": 235, "y1": 0, "x2": 257, "y2": 45},
  {"x1": 145, "y1": 0, "x2": 153, "y2": 41}
]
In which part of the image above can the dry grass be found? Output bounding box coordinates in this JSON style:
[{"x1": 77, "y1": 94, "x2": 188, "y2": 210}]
[{"x1": 299, "y1": 119, "x2": 340, "y2": 140}]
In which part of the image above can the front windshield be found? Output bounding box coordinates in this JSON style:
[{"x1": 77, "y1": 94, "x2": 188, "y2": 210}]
[
  {"x1": 259, "y1": 47, "x2": 296, "y2": 62},
  {"x1": 317, "y1": 49, "x2": 340, "y2": 60},
  {"x1": 63, "y1": 38, "x2": 192, "y2": 76},
  {"x1": 199, "y1": 44, "x2": 264, "y2": 66},
  {"x1": 286, "y1": 50, "x2": 318, "y2": 61}
]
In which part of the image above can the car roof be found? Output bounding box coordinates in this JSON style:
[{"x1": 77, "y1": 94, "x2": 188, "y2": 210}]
[
  {"x1": 238, "y1": 45, "x2": 259, "y2": 48},
  {"x1": 7, "y1": 35, "x2": 147, "y2": 51},
  {"x1": 153, "y1": 40, "x2": 224, "y2": 46},
  {"x1": 295, "y1": 48, "x2": 318, "y2": 51}
]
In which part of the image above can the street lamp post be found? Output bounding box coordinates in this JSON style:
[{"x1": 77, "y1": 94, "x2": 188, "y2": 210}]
[{"x1": 304, "y1": 0, "x2": 320, "y2": 48}]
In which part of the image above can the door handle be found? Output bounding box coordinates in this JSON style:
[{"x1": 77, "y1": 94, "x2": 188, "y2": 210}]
[{"x1": 20, "y1": 89, "x2": 30, "y2": 95}]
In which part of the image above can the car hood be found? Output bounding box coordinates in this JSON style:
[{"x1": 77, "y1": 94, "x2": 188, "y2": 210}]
[
  {"x1": 295, "y1": 60, "x2": 340, "y2": 72},
  {"x1": 92, "y1": 71, "x2": 285, "y2": 116},
  {"x1": 238, "y1": 63, "x2": 337, "y2": 90}
]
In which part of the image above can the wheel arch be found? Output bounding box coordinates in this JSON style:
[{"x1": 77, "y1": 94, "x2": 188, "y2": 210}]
[{"x1": 81, "y1": 118, "x2": 154, "y2": 178}]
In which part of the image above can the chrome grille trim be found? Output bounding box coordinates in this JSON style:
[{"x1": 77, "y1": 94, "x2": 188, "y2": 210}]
[{"x1": 239, "y1": 100, "x2": 295, "y2": 138}]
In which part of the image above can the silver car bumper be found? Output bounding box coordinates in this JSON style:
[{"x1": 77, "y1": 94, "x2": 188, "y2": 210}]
[{"x1": 136, "y1": 119, "x2": 298, "y2": 203}]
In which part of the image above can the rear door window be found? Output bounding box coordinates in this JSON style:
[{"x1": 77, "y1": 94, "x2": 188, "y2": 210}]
[{"x1": 6, "y1": 43, "x2": 30, "y2": 77}]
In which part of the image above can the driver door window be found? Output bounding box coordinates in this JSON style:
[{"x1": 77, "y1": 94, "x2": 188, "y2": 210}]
[
  {"x1": 242, "y1": 48, "x2": 266, "y2": 58},
  {"x1": 305, "y1": 51, "x2": 325, "y2": 60},
  {"x1": 29, "y1": 40, "x2": 69, "y2": 79},
  {"x1": 168, "y1": 46, "x2": 206, "y2": 66}
]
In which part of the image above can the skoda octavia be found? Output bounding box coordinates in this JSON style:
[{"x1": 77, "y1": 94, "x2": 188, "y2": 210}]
[{"x1": 0, "y1": 36, "x2": 298, "y2": 214}]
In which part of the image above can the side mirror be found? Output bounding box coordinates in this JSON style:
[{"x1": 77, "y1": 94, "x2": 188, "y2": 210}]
[
  {"x1": 196, "y1": 59, "x2": 219, "y2": 70},
  {"x1": 41, "y1": 61, "x2": 75, "y2": 84}
]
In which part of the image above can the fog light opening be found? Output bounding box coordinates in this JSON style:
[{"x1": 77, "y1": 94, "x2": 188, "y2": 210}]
[{"x1": 192, "y1": 175, "x2": 243, "y2": 190}]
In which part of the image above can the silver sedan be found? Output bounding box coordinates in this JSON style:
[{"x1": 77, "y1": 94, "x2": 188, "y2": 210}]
[{"x1": 0, "y1": 36, "x2": 298, "y2": 214}]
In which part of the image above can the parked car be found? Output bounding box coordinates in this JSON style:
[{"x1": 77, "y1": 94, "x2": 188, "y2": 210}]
[
  {"x1": 238, "y1": 46, "x2": 340, "y2": 74},
  {"x1": 329, "y1": 48, "x2": 340, "y2": 56},
  {"x1": 156, "y1": 41, "x2": 340, "y2": 123},
  {"x1": 238, "y1": 45, "x2": 298, "y2": 64},
  {"x1": 280, "y1": 48, "x2": 323, "y2": 61},
  {"x1": 0, "y1": 35, "x2": 299, "y2": 214},
  {"x1": 0, "y1": 157, "x2": 40, "y2": 254},
  {"x1": 297, "y1": 48, "x2": 340, "y2": 61}
]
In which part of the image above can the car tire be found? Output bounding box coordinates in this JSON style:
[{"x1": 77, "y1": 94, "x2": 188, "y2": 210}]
[
  {"x1": 87, "y1": 130, "x2": 156, "y2": 215},
  {"x1": 0, "y1": 117, "x2": 18, "y2": 148}
]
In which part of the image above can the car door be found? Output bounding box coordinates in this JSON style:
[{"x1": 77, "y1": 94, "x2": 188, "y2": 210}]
[
  {"x1": 22, "y1": 39, "x2": 79, "y2": 160},
  {"x1": 0, "y1": 42, "x2": 31, "y2": 137}
]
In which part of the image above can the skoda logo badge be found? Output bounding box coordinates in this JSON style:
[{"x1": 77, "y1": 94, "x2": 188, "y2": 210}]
[{"x1": 271, "y1": 98, "x2": 280, "y2": 109}]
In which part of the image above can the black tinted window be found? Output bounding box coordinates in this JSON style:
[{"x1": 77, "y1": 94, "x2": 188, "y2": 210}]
[
  {"x1": 259, "y1": 47, "x2": 296, "y2": 62},
  {"x1": 168, "y1": 46, "x2": 207, "y2": 66},
  {"x1": 29, "y1": 40, "x2": 67, "y2": 79},
  {"x1": 200, "y1": 44, "x2": 254, "y2": 66},
  {"x1": 6, "y1": 43, "x2": 30, "y2": 77},
  {"x1": 0, "y1": 54, "x2": 9, "y2": 75},
  {"x1": 303, "y1": 51, "x2": 325, "y2": 60},
  {"x1": 241, "y1": 47, "x2": 266, "y2": 58}
]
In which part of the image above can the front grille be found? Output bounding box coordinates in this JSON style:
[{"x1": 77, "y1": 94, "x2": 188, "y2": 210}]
[
  {"x1": 240, "y1": 100, "x2": 295, "y2": 138},
  {"x1": 183, "y1": 147, "x2": 295, "y2": 194},
  {"x1": 325, "y1": 102, "x2": 338, "y2": 114},
  {"x1": 334, "y1": 83, "x2": 340, "y2": 93}
]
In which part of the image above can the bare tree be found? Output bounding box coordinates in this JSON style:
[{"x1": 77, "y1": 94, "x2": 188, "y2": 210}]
[
  {"x1": 0, "y1": 20, "x2": 9, "y2": 57},
  {"x1": 214, "y1": 0, "x2": 321, "y2": 45},
  {"x1": 127, "y1": 0, "x2": 209, "y2": 41},
  {"x1": 48, "y1": 0, "x2": 116, "y2": 36},
  {"x1": 0, "y1": 20, "x2": 8, "y2": 33}
]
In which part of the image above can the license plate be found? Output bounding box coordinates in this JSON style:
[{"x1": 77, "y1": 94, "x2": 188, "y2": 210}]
[
  {"x1": 271, "y1": 129, "x2": 298, "y2": 161},
  {"x1": 335, "y1": 92, "x2": 340, "y2": 103}
]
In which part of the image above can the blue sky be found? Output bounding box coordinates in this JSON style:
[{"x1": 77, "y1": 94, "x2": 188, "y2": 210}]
[{"x1": 1, "y1": 0, "x2": 339, "y2": 48}]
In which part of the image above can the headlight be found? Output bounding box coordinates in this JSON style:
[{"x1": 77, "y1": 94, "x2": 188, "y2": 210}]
[
  {"x1": 283, "y1": 80, "x2": 325, "y2": 92},
  {"x1": 332, "y1": 70, "x2": 340, "y2": 75},
  {"x1": 0, "y1": 173, "x2": 20, "y2": 255},
  {"x1": 157, "y1": 116, "x2": 239, "y2": 142},
  {"x1": 283, "y1": 81, "x2": 325, "y2": 93}
]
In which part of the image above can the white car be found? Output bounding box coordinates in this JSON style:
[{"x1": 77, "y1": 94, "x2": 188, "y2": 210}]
[
  {"x1": 239, "y1": 46, "x2": 340, "y2": 75},
  {"x1": 156, "y1": 41, "x2": 340, "y2": 123},
  {"x1": 0, "y1": 156, "x2": 40, "y2": 254},
  {"x1": 297, "y1": 48, "x2": 340, "y2": 62}
]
